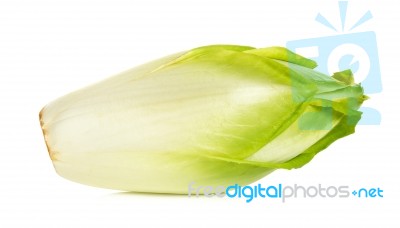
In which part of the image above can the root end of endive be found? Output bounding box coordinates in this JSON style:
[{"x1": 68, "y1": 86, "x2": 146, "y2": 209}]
[{"x1": 39, "y1": 107, "x2": 58, "y2": 161}]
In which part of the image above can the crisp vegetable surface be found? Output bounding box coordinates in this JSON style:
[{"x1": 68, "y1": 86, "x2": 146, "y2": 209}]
[{"x1": 40, "y1": 45, "x2": 366, "y2": 193}]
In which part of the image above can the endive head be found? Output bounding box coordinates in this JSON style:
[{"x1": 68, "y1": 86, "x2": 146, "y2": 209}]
[{"x1": 40, "y1": 45, "x2": 365, "y2": 193}]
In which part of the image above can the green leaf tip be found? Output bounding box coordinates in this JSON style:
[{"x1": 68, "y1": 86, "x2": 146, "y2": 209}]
[{"x1": 332, "y1": 69, "x2": 355, "y2": 85}]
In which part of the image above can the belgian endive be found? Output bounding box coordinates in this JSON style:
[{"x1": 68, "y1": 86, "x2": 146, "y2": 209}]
[{"x1": 40, "y1": 45, "x2": 366, "y2": 193}]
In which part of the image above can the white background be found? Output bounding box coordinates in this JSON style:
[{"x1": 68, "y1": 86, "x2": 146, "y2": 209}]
[{"x1": 1, "y1": 0, "x2": 399, "y2": 227}]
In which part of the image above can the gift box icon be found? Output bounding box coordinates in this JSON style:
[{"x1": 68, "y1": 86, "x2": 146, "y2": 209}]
[
  {"x1": 286, "y1": 1, "x2": 381, "y2": 125},
  {"x1": 287, "y1": 32, "x2": 381, "y2": 94}
]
